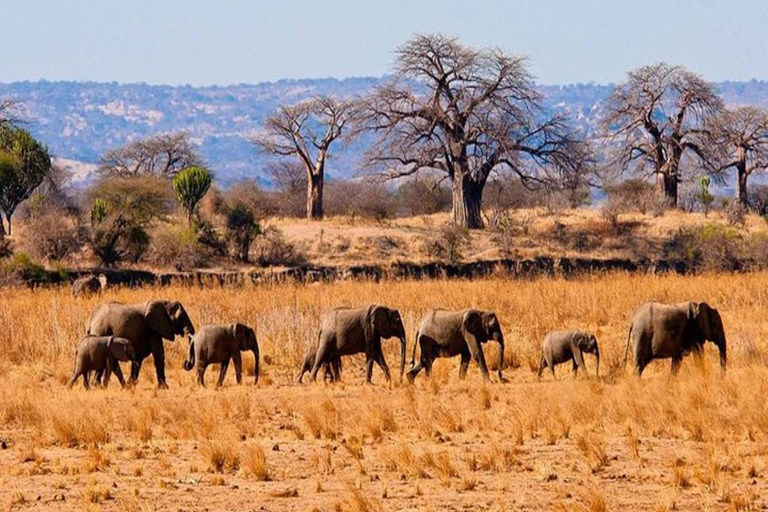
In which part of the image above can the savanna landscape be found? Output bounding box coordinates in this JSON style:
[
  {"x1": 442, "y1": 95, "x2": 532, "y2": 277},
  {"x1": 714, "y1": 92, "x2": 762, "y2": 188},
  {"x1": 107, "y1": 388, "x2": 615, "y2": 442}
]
[
  {"x1": 2, "y1": 272, "x2": 768, "y2": 511},
  {"x1": 4, "y1": 4, "x2": 768, "y2": 510}
]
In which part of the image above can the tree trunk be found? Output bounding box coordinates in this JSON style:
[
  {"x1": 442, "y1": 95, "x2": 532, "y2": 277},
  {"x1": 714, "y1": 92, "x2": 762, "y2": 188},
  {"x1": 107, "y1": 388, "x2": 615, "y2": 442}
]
[
  {"x1": 307, "y1": 169, "x2": 324, "y2": 220},
  {"x1": 656, "y1": 171, "x2": 678, "y2": 208},
  {"x1": 452, "y1": 175, "x2": 484, "y2": 229},
  {"x1": 5, "y1": 212, "x2": 11, "y2": 237},
  {"x1": 0, "y1": 213, "x2": 5, "y2": 238},
  {"x1": 735, "y1": 149, "x2": 749, "y2": 208}
]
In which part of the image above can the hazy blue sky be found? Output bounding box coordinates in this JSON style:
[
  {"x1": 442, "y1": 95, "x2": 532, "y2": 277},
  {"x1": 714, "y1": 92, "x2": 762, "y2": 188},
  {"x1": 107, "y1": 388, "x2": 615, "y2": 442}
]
[{"x1": 1, "y1": 0, "x2": 766, "y2": 85}]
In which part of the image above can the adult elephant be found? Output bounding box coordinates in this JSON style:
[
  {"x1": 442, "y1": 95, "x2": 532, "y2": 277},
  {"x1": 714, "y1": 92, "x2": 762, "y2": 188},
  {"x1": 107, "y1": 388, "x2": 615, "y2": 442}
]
[
  {"x1": 86, "y1": 300, "x2": 195, "y2": 388},
  {"x1": 310, "y1": 304, "x2": 406, "y2": 384},
  {"x1": 407, "y1": 309, "x2": 504, "y2": 383},
  {"x1": 624, "y1": 301, "x2": 726, "y2": 377}
]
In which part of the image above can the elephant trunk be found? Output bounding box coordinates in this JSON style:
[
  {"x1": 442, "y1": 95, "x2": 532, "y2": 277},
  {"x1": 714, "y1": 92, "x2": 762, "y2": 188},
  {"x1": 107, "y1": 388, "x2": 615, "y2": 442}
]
[
  {"x1": 183, "y1": 336, "x2": 195, "y2": 371},
  {"x1": 252, "y1": 347, "x2": 260, "y2": 385},
  {"x1": 399, "y1": 336, "x2": 406, "y2": 384},
  {"x1": 717, "y1": 337, "x2": 727, "y2": 372}
]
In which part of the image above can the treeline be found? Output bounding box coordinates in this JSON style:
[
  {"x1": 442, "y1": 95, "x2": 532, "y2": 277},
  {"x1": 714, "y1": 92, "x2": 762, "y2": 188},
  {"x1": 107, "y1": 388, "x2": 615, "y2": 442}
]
[{"x1": 2, "y1": 33, "x2": 768, "y2": 274}]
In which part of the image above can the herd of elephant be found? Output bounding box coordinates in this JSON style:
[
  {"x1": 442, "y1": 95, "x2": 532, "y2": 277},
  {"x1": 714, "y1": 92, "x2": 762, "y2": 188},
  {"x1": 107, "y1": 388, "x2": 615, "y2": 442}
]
[{"x1": 66, "y1": 299, "x2": 728, "y2": 389}]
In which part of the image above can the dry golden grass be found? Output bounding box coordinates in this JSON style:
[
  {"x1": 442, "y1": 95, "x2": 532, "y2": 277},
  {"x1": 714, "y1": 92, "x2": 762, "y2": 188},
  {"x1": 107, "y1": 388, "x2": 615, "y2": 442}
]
[{"x1": 2, "y1": 272, "x2": 768, "y2": 509}]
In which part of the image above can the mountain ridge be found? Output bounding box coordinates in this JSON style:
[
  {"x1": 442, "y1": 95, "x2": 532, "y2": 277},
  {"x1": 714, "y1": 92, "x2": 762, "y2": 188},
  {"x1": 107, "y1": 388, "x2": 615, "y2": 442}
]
[{"x1": 3, "y1": 78, "x2": 768, "y2": 186}]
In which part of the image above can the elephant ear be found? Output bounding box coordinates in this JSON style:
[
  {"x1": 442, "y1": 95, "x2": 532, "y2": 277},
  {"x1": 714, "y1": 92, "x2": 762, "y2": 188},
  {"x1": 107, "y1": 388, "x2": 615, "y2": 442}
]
[
  {"x1": 231, "y1": 323, "x2": 248, "y2": 350},
  {"x1": 144, "y1": 301, "x2": 176, "y2": 341},
  {"x1": 364, "y1": 305, "x2": 384, "y2": 343},
  {"x1": 571, "y1": 332, "x2": 587, "y2": 350},
  {"x1": 463, "y1": 310, "x2": 484, "y2": 337},
  {"x1": 695, "y1": 302, "x2": 716, "y2": 339}
]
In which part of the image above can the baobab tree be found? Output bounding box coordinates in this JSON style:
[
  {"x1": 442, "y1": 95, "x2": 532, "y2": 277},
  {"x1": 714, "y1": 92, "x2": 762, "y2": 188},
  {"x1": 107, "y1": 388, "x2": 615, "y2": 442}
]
[
  {"x1": 360, "y1": 33, "x2": 591, "y2": 229},
  {"x1": 703, "y1": 106, "x2": 768, "y2": 208},
  {"x1": 98, "y1": 132, "x2": 203, "y2": 179},
  {"x1": 253, "y1": 96, "x2": 353, "y2": 220},
  {"x1": 601, "y1": 63, "x2": 722, "y2": 207}
]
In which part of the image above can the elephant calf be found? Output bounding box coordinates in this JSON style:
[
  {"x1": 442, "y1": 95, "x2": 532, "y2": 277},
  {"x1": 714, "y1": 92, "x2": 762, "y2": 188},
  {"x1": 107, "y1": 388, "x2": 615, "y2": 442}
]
[
  {"x1": 537, "y1": 330, "x2": 599, "y2": 380},
  {"x1": 67, "y1": 335, "x2": 135, "y2": 389},
  {"x1": 183, "y1": 323, "x2": 259, "y2": 386},
  {"x1": 297, "y1": 343, "x2": 341, "y2": 383},
  {"x1": 72, "y1": 274, "x2": 107, "y2": 297},
  {"x1": 407, "y1": 309, "x2": 505, "y2": 383}
]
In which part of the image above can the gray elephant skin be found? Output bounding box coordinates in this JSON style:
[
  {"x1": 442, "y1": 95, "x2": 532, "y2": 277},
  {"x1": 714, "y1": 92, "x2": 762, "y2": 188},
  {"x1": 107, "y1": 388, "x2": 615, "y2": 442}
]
[
  {"x1": 72, "y1": 274, "x2": 107, "y2": 297},
  {"x1": 625, "y1": 301, "x2": 727, "y2": 376},
  {"x1": 183, "y1": 323, "x2": 260, "y2": 386},
  {"x1": 407, "y1": 309, "x2": 505, "y2": 382},
  {"x1": 86, "y1": 300, "x2": 195, "y2": 388},
  {"x1": 67, "y1": 335, "x2": 135, "y2": 389},
  {"x1": 537, "y1": 329, "x2": 599, "y2": 380},
  {"x1": 296, "y1": 342, "x2": 341, "y2": 383},
  {"x1": 309, "y1": 304, "x2": 406, "y2": 384}
]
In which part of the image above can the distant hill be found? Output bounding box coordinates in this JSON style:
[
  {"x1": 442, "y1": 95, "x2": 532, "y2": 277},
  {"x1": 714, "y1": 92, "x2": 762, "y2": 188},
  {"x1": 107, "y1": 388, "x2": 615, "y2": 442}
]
[{"x1": 2, "y1": 78, "x2": 768, "y2": 186}]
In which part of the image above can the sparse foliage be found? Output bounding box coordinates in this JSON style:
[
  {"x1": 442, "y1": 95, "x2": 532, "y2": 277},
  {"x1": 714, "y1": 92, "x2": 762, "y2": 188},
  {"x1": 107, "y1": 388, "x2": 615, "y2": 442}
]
[
  {"x1": 361, "y1": 33, "x2": 593, "y2": 229},
  {"x1": 254, "y1": 96, "x2": 354, "y2": 219},
  {"x1": 601, "y1": 63, "x2": 723, "y2": 207},
  {"x1": 695, "y1": 176, "x2": 714, "y2": 217},
  {"x1": 97, "y1": 132, "x2": 203, "y2": 179},
  {"x1": 702, "y1": 106, "x2": 768, "y2": 208}
]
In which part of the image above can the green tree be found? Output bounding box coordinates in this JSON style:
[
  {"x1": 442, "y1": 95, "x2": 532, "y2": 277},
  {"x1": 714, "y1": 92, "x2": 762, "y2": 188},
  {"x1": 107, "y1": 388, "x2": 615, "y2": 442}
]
[
  {"x1": 86, "y1": 176, "x2": 174, "y2": 266},
  {"x1": 0, "y1": 126, "x2": 52, "y2": 235},
  {"x1": 172, "y1": 166, "x2": 213, "y2": 225},
  {"x1": 695, "y1": 175, "x2": 715, "y2": 217},
  {"x1": 226, "y1": 203, "x2": 260, "y2": 263}
]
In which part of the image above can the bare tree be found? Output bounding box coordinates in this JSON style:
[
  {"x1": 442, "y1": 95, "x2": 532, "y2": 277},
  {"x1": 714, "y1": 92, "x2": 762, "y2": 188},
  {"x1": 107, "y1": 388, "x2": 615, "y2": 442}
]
[
  {"x1": 359, "y1": 34, "x2": 591, "y2": 229},
  {"x1": 253, "y1": 96, "x2": 353, "y2": 220},
  {"x1": 703, "y1": 106, "x2": 768, "y2": 208},
  {"x1": 97, "y1": 132, "x2": 203, "y2": 179},
  {"x1": 601, "y1": 63, "x2": 722, "y2": 207},
  {"x1": 266, "y1": 160, "x2": 306, "y2": 217},
  {"x1": 0, "y1": 98, "x2": 22, "y2": 128}
]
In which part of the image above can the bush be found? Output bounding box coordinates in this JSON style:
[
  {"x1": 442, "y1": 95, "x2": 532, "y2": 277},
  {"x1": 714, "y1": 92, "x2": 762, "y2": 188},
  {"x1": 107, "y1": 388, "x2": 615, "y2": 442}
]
[
  {"x1": 726, "y1": 201, "x2": 746, "y2": 226},
  {"x1": 253, "y1": 226, "x2": 306, "y2": 267},
  {"x1": 221, "y1": 179, "x2": 280, "y2": 219},
  {"x1": 394, "y1": 178, "x2": 451, "y2": 216},
  {"x1": 663, "y1": 224, "x2": 744, "y2": 272},
  {"x1": 604, "y1": 179, "x2": 666, "y2": 216},
  {"x1": 423, "y1": 223, "x2": 469, "y2": 264},
  {"x1": 326, "y1": 181, "x2": 396, "y2": 220},
  {"x1": 0, "y1": 252, "x2": 49, "y2": 285},
  {"x1": 749, "y1": 185, "x2": 768, "y2": 215},
  {"x1": 18, "y1": 209, "x2": 81, "y2": 262},
  {"x1": 145, "y1": 224, "x2": 210, "y2": 269},
  {"x1": 226, "y1": 203, "x2": 260, "y2": 263}
]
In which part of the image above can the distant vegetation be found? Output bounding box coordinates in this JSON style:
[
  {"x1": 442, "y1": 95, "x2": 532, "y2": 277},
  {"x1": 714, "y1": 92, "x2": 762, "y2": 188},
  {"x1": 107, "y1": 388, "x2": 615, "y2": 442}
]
[{"x1": 2, "y1": 33, "x2": 768, "y2": 275}]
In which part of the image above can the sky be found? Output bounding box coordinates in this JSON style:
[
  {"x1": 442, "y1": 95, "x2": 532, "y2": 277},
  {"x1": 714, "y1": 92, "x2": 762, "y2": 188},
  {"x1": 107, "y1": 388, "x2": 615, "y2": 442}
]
[{"x1": 1, "y1": 0, "x2": 767, "y2": 86}]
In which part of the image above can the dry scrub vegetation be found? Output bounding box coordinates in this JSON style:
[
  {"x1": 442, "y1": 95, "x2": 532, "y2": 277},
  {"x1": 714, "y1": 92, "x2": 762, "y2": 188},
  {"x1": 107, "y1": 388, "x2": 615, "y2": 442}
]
[{"x1": 2, "y1": 273, "x2": 768, "y2": 510}]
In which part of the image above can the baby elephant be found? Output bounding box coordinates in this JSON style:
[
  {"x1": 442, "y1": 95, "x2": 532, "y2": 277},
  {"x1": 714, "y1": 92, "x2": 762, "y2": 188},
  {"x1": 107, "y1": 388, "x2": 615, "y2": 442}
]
[
  {"x1": 537, "y1": 330, "x2": 600, "y2": 380},
  {"x1": 183, "y1": 323, "x2": 259, "y2": 387},
  {"x1": 67, "y1": 335, "x2": 135, "y2": 389}
]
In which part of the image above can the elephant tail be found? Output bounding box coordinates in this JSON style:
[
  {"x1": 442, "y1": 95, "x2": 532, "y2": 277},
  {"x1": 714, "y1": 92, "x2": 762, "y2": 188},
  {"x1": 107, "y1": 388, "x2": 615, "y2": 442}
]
[
  {"x1": 623, "y1": 324, "x2": 633, "y2": 370},
  {"x1": 183, "y1": 337, "x2": 195, "y2": 371}
]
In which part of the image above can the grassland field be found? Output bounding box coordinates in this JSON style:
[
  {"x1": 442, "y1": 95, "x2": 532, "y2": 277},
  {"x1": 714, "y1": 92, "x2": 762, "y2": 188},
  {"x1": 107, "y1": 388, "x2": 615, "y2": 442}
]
[{"x1": 2, "y1": 272, "x2": 768, "y2": 511}]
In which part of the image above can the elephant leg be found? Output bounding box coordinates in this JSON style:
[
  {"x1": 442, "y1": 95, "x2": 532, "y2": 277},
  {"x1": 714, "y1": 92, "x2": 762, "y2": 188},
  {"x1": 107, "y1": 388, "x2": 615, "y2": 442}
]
[
  {"x1": 365, "y1": 356, "x2": 375, "y2": 384},
  {"x1": 129, "y1": 359, "x2": 143, "y2": 385},
  {"x1": 151, "y1": 340, "x2": 168, "y2": 389},
  {"x1": 536, "y1": 356, "x2": 546, "y2": 380},
  {"x1": 82, "y1": 370, "x2": 91, "y2": 390},
  {"x1": 464, "y1": 333, "x2": 491, "y2": 382},
  {"x1": 217, "y1": 358, "x2": 230, "y2": 387},
  {"x1": 671, "y1": 356, "x2": 683, "y2": 376},
  {"x1": 458, "y1": 348, "x2": 471, "y2": 380},
  {"x1": 332, "y1": 358, "x2": 342, "y2": 382},
  {"x1": 112, "y1": 362, "x2": 126, "y2": 388},
  {"x1": 374, "y1": 346, "x2": 392, "y2": 383},
  {"x1": 571, "y1": 359, "x2": 579, "y2": 380},
  {"x1": 423, "y1": 356, "x2": 434, "y2": 379},
  {"x1": 406, "y1": 359, "x2": 423, "y2": 383},
  {"x1": 310, "y1": 336, "x2": 334, "y2": 382},
  {"x1": 196, "y1": 363, "x2": 206, "y2": 387},
  {"x1": 232, "y1": 352, "x2": 243, "y2": 385},
  {"x1": 95, "y1": 368, "x2": 106, "y2": 388},
  {"x1": 67, "y1": 371, "x2": 79, "y2": 388}
]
